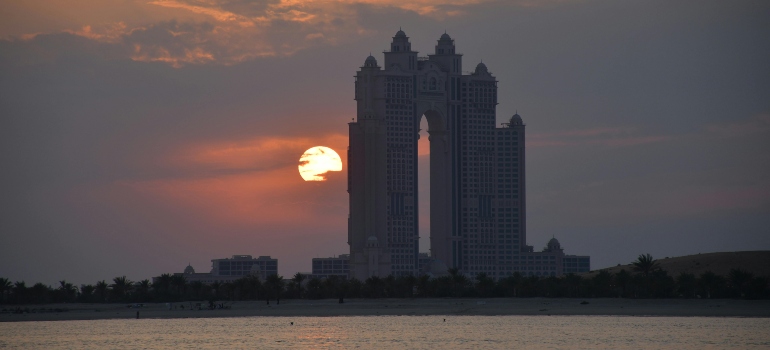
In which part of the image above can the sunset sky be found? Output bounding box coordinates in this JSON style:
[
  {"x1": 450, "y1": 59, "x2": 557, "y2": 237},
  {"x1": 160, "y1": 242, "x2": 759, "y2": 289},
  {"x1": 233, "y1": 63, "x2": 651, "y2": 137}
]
[{"x1": 1, "y1": 0, "x2": 769, "y2": 285}]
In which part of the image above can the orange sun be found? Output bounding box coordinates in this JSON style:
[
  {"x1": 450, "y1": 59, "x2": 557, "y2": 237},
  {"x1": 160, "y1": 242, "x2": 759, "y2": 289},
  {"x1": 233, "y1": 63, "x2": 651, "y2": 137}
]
[{"x1": 298, "y1": 146, "x2": 342, "y2": 181}]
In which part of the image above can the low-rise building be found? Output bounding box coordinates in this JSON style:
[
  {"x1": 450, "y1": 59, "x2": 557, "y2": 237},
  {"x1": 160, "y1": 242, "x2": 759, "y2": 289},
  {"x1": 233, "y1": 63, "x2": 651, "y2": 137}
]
[
  {"x1": 211, "y1": 255, "x2": 278, "y2": 280},
  {"x1": 563, "y1": 255, "x2": 591, "y2": 274},
  {"x1": 156, "y1": 255, "x2": 278, "y2": 285},
  {"x1": 514, "y1": 238, "x2": 590, "y2": 277},
  {"x1": 311, "y1": 254, "x2": 350, "y2": 279}
]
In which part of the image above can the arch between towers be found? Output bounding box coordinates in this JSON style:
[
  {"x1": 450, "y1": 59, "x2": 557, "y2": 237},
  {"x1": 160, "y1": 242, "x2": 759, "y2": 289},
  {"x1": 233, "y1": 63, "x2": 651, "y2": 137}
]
[{"x1": 415, "y1": 103, "x2": 454, "y2": 270}]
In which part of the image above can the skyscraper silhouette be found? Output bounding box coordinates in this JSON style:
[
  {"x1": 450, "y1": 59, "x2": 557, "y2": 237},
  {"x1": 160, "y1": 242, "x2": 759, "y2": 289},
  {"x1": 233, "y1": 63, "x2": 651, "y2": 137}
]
[{"x1": 348, "y1": 30, "x2": 529, "y2": 280}]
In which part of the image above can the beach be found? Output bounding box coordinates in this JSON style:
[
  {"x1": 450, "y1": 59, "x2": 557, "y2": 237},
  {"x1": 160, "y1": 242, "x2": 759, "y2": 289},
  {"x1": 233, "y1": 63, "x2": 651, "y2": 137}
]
[{"x1": 3, "y1": 298, "x2": 769, "y2": 322}]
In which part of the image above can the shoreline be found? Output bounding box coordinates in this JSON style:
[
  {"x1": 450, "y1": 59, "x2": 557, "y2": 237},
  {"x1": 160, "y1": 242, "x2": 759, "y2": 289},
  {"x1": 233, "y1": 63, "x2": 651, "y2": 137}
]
[{"x1": 3, "y1": 298, "x2": 770, "y2": 322}]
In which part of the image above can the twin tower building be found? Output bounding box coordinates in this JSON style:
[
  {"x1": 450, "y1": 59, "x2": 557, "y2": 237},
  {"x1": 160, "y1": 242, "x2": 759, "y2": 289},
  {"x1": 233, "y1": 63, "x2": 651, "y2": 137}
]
[{"x1": 348, "y1": 30, "x2": 585, "y2": 280}]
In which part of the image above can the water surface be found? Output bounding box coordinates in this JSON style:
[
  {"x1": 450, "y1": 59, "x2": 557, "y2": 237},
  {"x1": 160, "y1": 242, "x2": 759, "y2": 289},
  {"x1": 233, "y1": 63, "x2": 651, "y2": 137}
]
[{"x1": 2, "y1": 316, "x2": 769, "y2": 349}]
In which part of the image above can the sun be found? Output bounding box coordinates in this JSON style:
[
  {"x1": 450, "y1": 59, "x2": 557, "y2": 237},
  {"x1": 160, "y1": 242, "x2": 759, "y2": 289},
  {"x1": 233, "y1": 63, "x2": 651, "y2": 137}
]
[{"x1": 298, "y1": 146, "x2": 342, "y2": 181}]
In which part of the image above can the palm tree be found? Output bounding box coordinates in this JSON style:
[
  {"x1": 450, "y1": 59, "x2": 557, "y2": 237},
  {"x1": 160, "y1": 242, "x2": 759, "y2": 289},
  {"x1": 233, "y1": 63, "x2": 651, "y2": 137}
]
[
  {"x1": 383, "y1": 275, "x2": 396, "y2": 297},
  {"x1": 448, "y1": 268, "x2": 468, "y2": 297},
  {"x1": 649, "y1": 268, "x2": 675, "y2": 298},
  {"x1": 518, "y1": 275, "x2": 540, "y2": 297},
  {"x1": 632, "y1": 254, "x2": 659, "y2": 277},
  {"x1": 219, "y1": 282, "x2": 234, "y2": 300},
  {"x1": 30, "y1": 283, "x2": 52, "y2": 304},
  {"x1": 748, "y1": 276, "x2": 769, "y2": 299},
  {"x1": 347, "y1": 278, "x2": 363, "y2": 298},
  {"x1": 306, "y1": 277, "x2": 322, "y2": 299},
  {"x1": 292, "y1": 273, "x2": 306, "y2": 298},
  {"x1": 511, "y1": 272, "x2": 525, "y2": 296},
  {"x1": 497, "y1": 274, "x2": 519, "y2": 297},
  {"x1": 698, "y1": 271, "x2": 717, "y2": 298},
  {"x1": 416, "y1": 275, "x2": 431, "y2": 297},
  {"x1": 189, "y1": 281, "x2": 205, "y2": 300},
  {"x1": 632, "y1": 254, "x2": 659, "y2": 298},
  {"x1": 728, "y1": 268, "x2": 753, "y2": 298},
  {"x1": 135, "y1": 279, "x2": 151, "y2": 302},
  {"x1": 79, "y1": 284, "x2": 95, "y2": 302},
  {"x1": 13, "y1": 281, "x2": 28, "y2": 304},
  {"x1": 564, "y1": 273, "x2": 582, "y2": 298},
  {"x1": 403, "y1": 275, "x2": 417, "y2": 298},
  {"x1": 154, "y1": 274, "x2": 172, "y2": 300},
  {"x1": 591, "y1": 270, "x2": 614, "y2": 297},
  {"x1": 170, "y1": 274, "x2": 187, "y2": 299},
  {"x1": 233, "y1": 277, "x2": 248, "y2": 300},
  {"x1": 57, "y1": 280, "x2": 77, "y2": 302},
  {"x1": 211, "y1": 281, "x2": 222, "y2": 299},
  {"x1": 615, "y1": 269, "x2": 630, "y2": 297},
  {"x1": 265, "y1": 274, "x2": 284, "y2": 303},
  {"x1": 95, "y1": 280, "x2": 109, "y2": 302},
  {"x1": 233, "y1": 276, "x2": 261, "y2": 300},
  {"x1": 0, "y1": 278, "x2": 11, "y2": 304},
  {"x1": 676, "y1": 272, "x2": 696, "y2": 298},
  {"x1": 323, "y1": 275, "x2": 343, "y2": 301},
  {"x1": 111, "y1": 276, "x2": 133, "y2": 302},
  {"x1": 364, "y1": 276, "x2": 383, "y2": 298},
  {"x1": 475, "y1": 273, "x2": 495, "y2": 298},
  {"x1": 243, "y1": 275, "x2": 261, "y2": 300}
]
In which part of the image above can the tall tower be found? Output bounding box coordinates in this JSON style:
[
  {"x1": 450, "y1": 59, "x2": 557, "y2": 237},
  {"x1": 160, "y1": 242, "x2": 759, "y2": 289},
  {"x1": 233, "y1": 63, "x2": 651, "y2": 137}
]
[{"x1": 348, "y1": 30, "x2": 526, "y2": 280}]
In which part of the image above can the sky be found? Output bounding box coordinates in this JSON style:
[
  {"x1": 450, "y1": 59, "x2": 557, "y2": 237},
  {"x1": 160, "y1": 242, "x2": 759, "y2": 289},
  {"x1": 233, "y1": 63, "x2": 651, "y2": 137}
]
[{"x1": 1, "y1": 0, "x2": 769, "y2": 286}]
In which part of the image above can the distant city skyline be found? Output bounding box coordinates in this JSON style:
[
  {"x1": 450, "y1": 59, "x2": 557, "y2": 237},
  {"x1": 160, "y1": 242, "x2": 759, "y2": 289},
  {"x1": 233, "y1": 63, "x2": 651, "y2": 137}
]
[{"x1": 1, "y1": 1, "x2": 768, "y2": 285}]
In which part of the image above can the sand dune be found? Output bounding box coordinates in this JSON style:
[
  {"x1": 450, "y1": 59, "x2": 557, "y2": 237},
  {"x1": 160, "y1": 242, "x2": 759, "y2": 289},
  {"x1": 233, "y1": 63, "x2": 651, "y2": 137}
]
[{"x1": 583, "y1": 251, "x2": 770, "y2": 278}]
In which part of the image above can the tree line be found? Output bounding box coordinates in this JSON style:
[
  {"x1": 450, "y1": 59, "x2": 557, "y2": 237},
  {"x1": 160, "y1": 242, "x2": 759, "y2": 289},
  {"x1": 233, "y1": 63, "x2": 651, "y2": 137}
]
[{"x1": 1, "y1": 254, "x2": 768, "y2": 305}]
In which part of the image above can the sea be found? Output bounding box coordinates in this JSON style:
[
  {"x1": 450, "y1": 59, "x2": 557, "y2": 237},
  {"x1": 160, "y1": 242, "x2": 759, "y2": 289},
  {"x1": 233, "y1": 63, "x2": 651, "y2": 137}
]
[{"x1": 1, "y1": 315, "x2": 769, "y2": 349}]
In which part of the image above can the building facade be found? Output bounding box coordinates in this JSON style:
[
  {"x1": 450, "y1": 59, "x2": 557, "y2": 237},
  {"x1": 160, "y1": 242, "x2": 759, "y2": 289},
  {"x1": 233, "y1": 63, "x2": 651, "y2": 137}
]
[
  {"x1": 311, "y1": 254, "x2": 350, "y2": 279},
  {"x1": 210, "y1": 255, "x2": 278, "y2": 280},
  {"x1": 158, "y1": 255, "x2": 279, "y2": 285},
  {"x1": 563, "y1": 255, "x2": 591, "y2": 274},
  {"x1": 348, "y1": 30, "x2": 589, "y2": 280}
]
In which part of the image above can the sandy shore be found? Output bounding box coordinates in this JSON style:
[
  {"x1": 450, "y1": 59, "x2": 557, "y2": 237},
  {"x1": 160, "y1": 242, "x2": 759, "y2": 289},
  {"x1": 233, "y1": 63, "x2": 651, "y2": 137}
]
[{"x1": 2, "y1": 298, "x2": 769, "y2": 322}]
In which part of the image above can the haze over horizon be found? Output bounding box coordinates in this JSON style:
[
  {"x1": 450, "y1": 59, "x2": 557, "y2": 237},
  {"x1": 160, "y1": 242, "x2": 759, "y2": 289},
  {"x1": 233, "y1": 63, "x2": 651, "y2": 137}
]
[{"x1": 1, "y1": 0, "x2": 769, "y2": 286}]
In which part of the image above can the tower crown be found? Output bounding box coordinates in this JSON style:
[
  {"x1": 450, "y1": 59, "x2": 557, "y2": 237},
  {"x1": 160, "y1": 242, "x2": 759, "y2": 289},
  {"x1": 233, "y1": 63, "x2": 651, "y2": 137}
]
[
  {"x1": 434, "y1": 32, "x2": 455, "y2": 55},
  {"x1": 475, "y1": 61, "x2": 488, "y2": 74},
  {"x1": 391, "y1": 29, "x2": 411, "y2": 52},
  {"x1": 363, "y1": 54, "x2": 378, "y2": 68},
  {"x1": 548, "y1": 237, "x2": 561, "y2": 249}
]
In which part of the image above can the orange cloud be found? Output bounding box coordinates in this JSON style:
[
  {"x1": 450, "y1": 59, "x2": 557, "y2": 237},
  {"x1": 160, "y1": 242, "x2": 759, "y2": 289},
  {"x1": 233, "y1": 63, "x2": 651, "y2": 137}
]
[
  {"x1": 2, "y1": 0, "x2": 552, "y2": 66},
  {"x1": 121, "y1": 134, "x2": 349, "y2": 228},
  {"x1": 123, "y1": 166, "x2": 346, "y2": 228},
  {"x1": 131, "y1": 43, "x2": 216, "y2": 68},
  {"x1": 148, "y1": 0, "x2": 255, "y2": 25},
  {"x1": 64, "y1": 22, "x2": 129, "y2": 43},
  {"x1": 172, "y1": 134, "x2": 348, "y2": 171}
]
